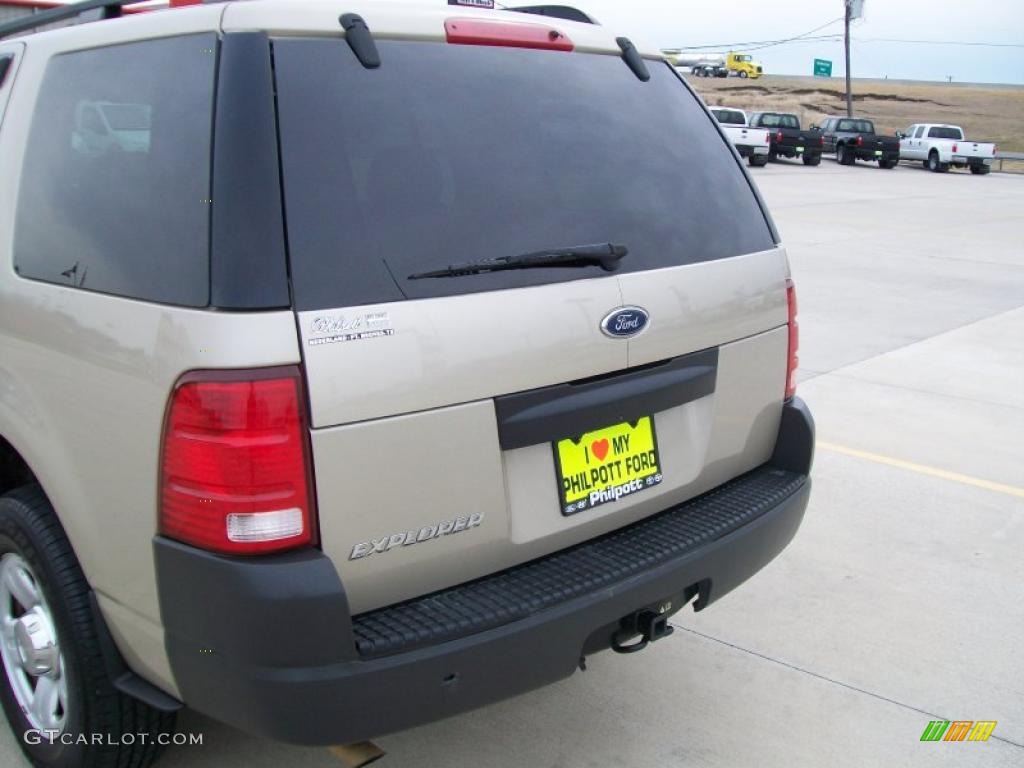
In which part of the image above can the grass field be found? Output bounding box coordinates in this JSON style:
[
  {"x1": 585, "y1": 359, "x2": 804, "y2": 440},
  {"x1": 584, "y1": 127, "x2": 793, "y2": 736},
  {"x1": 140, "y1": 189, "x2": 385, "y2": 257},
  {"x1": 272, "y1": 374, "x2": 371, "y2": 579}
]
[{"x1": 687, "y1": 74, "x2": 1024, "y2": 155}]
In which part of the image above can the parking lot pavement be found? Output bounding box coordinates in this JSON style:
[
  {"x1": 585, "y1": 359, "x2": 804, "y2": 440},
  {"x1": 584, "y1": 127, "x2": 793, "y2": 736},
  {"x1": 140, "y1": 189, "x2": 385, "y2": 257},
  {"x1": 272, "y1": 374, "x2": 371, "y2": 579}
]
[{"x1": 2, "y1": 160, "x2": 1021, "y2": 768}]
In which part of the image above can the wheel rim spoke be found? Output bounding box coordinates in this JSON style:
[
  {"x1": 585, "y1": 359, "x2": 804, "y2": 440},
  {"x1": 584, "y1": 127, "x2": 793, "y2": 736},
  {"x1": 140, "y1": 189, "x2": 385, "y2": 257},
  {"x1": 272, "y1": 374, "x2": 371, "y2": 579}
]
[
  {"x1": 30, "y1": 674, "x2": 60, "y2": 728},
  {"x1": 2, "y1": 560, "x2": 40, "y2": 609}
]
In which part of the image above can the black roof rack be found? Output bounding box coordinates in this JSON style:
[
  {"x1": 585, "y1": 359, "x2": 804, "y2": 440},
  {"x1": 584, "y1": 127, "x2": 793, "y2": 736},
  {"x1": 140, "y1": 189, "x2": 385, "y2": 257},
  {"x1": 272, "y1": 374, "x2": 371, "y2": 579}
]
[
  {"x1": 0, "y1": 0, "x2": 154, "y2": 40},
  {"x1": 508, "y1": 5, "x2": 599, "y2": 25}
]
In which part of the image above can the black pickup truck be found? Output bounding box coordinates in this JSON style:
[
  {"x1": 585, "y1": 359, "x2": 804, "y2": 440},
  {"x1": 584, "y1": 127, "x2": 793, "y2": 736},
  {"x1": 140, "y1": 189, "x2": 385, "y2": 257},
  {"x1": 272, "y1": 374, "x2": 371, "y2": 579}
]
[
  {"x1": 748, "y1": 112, "x2": 823, "y2": 166},
  {"x1": 818, "y1": 116, "x2": 900, "y2": 169}
]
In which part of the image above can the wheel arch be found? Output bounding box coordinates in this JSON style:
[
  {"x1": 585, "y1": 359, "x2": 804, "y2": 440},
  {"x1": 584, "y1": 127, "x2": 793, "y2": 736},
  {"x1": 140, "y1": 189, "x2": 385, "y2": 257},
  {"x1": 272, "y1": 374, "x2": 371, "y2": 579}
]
[{"x1": 0, "y1": 433, "x2": 36, "y2": 497}]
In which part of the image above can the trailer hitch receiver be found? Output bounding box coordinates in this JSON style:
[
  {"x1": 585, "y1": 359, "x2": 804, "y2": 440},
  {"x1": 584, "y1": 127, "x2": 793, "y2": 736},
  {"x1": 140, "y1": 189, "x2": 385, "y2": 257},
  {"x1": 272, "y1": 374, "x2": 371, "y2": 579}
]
[{"x1": 611, "y1": 603, "x2": 675, "y2": 654}]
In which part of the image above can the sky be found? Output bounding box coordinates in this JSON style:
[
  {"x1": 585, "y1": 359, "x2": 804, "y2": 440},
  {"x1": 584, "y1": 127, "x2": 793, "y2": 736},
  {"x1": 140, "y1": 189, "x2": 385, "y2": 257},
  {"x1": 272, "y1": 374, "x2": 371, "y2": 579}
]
[
  {"x1": 541, "y1": 0, "x2": 1024, "y2": 85},
  {"x1": 429, "y1": 0, "x2": 1022, "y2": 85}
]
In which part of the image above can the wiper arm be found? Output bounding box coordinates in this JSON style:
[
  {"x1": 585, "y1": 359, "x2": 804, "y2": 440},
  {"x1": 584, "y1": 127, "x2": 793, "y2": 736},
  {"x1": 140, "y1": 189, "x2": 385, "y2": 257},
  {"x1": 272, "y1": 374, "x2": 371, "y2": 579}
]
[{"x1": 408, "y1": 243, "x2": 628, "y2": 280}]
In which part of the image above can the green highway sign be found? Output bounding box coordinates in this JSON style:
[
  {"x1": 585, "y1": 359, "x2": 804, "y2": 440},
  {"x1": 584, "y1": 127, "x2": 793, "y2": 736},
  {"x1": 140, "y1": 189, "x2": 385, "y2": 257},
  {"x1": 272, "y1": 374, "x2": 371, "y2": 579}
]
[{"x1": 814, "y1": 58, "x2": 833, "y2": 77}]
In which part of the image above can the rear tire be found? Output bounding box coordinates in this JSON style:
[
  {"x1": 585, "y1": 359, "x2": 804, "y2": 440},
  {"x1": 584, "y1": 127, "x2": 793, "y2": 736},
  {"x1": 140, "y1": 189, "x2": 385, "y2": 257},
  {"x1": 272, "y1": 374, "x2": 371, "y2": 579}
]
[
  {"x1": 0, "y1": 485, "x2": 176, "y2": 768},
  {"x1": 748, "y1": 154, "x2": 769, "y2": 168},
  {"x1": 970, "y1": 165, "x2": 991, "y2": 175},
  {"x1": 802, "y1": 153, "x2": 821, "y2": 166},
  {"x1": 880, "y1": 157, "x2": 897, "y2": 169},
  {"x1": 739, "y1": 71, "x2": 748, "y2": 79},
  {"x1": 928, "y1": 151, "x2": 949, "y2": 173},
  {"x1": 837, "y1": 144, "x2": 853, "y2": 165}
]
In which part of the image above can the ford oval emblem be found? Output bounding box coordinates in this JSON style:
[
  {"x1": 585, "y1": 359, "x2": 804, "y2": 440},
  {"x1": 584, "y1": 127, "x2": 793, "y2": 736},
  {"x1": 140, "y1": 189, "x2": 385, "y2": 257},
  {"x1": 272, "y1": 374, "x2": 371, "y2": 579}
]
[{"x1": 601, "y1": 306, "x2": 650, "y2": 339}]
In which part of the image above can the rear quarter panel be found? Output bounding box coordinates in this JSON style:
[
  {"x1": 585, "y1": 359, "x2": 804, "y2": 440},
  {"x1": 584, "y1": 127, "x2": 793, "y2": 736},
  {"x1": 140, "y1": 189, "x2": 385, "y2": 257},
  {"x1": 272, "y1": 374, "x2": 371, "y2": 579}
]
[{"x1": 0, "y1": 9, "x2": 302, "y2": 695}]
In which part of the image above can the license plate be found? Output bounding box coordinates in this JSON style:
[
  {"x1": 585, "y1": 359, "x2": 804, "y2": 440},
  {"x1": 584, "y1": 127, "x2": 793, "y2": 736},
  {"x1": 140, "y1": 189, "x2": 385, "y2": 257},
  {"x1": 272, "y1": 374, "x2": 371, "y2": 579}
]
[
  {"x1": 796, "y1": 146, "x2": 804, "y2": 153},
  {"x1": 554, "y1": 417, "x2": 663, "y2": 516},
  {"x1": 875, "y1": 150, "x2": 883, "y2": 156}
]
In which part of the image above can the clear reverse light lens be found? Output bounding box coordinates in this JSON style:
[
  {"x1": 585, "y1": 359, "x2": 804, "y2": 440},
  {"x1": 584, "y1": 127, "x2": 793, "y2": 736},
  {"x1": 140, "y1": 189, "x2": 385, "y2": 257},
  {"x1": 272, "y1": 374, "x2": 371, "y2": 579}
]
[{"x1": 226, "y1": 509, "x2": 305, "y2": 543}]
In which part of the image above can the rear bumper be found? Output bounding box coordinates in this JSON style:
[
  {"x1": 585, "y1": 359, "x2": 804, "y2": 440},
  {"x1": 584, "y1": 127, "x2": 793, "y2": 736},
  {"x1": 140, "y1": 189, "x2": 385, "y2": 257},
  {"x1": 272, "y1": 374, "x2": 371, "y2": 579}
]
[
  {"x1": 736, "y1": 144, "x2": 770, "y2": 157},
  {"x1": 154, "y1": 398, "x2": 815, "y2": 745},
  {"x1": 772, "y1": 145, "x2": 820, "y2": 159},
  {"x1": 852, "y1": 148, "x2": 899, "y2": 161}
]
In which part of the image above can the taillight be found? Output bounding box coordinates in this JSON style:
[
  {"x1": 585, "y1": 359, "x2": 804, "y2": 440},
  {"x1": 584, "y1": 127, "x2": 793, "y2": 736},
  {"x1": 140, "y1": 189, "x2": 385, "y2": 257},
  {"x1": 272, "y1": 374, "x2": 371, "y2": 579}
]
[
  {"x1": 952, "y1": 143, "x2": 958, "y2": 153},
  {"x1": 160, "y1": 367, "x2": 317, "y2": 555},
  {"x1": 775, "y1": 131, "x2": 783, "y2": 143},
  {"x1": 785, "y1": 279, "x2": 799, "y2": 400},
  {"x1": 856, "y1": 135, "x2": 864, "y2": 147},
  {"x1": 445, "y1": 18, "x2": 574, "y2": 51},
  {"x1": 819, "y1": 135, "x2": 824, "y2": 147},
  {"x1": 765, "y1": 132, "x2": 771, "y2": 144}
]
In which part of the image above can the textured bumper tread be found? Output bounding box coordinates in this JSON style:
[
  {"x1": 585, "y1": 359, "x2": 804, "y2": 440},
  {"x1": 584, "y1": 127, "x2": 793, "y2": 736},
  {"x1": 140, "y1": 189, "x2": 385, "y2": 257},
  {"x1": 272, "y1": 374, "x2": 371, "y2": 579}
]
[{"x1": 353, "y1": 466, "x2": 805, "y2": 658}]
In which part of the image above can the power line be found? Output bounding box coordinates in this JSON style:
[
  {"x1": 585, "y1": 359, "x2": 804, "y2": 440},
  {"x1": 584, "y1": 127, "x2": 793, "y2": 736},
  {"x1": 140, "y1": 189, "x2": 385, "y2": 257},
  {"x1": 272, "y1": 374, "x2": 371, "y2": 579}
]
[
  {"x1": 666, "y1": 16, "x2": 844, "y2": 51},
  {"x1": 666, "y1": 24, "x2": 1023, "y2": 53},
  {"x1": 856, "y1": 37, "x2": 1024, "y2": 48}
]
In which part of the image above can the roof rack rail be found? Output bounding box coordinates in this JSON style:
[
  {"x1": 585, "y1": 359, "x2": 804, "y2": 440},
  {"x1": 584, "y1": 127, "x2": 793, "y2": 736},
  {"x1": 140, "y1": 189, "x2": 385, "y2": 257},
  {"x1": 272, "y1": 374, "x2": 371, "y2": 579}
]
[
  {"x1": 0, "y1": 0, "x2": 155, "y2": 40},
  {"x1": 508, "y1": 5, "x2": 599, "y2": 25}
]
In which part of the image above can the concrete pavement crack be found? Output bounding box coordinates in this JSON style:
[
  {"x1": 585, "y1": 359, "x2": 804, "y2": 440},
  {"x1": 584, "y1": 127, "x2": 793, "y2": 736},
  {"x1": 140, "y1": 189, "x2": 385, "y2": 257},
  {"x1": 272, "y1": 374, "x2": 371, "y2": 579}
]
[{"x1": 669, "y1": 623, "x2": 1024, "y2": 750}]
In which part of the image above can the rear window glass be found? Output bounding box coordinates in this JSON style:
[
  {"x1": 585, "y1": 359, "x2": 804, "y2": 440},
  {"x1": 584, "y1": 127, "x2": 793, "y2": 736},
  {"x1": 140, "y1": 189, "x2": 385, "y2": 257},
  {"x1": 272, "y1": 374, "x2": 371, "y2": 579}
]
[
  {"x1": 928, "y1": 126, "x2": 962, "y2": 139},
  {"x1": 13, "y1": 34, "x2": 215, "y2": 306},
  {"x1": 837, "y1": 119, "x2": 874, "y2": 133},
  {"x1": 712, "y1": 109, "x2": 746, "y2": 125},
  {"x1": 273, "y1": 40, "x2": 775, "y2": 310},
  {"x1": 756, "y1": 114, "x2": 799, "y2": 129}
]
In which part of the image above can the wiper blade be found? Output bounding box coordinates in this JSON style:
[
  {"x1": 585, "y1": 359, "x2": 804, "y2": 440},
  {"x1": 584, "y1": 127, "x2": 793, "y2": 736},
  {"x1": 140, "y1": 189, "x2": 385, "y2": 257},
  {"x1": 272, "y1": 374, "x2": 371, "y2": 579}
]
[{"x1": 408, "y1": 243, "x2": 628, "y2": 280}]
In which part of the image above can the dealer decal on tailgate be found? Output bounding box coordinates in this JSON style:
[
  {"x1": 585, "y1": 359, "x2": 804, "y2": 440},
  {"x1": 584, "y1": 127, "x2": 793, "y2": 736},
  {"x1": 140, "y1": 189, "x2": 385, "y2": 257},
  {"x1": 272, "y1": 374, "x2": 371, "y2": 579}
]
[{"x1": 555, "y1": 417, "x2": 663, "y2": 516}]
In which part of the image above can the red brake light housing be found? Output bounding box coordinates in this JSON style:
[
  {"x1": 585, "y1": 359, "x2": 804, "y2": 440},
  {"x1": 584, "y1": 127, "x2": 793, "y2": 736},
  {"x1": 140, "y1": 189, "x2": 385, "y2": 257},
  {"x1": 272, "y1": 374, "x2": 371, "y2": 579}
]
[
  {"x1": 952, "y1": 143, "x2": 958, "y2": 153},
  {"x1": 775, "y1": 131, "x2": 784, "y2": 143},
  {"x1": 785, "y1": 279, "x2": 799, "y2": 400},
  {"x1": 160, "y1": 367, "x2": 317, "y2": 555},
  {"x1": 855, "y1": 135, "x2": 864, "y2": 147},
  {"x1": 445, "y1": 18, "x2": 574, "y2": 51}
]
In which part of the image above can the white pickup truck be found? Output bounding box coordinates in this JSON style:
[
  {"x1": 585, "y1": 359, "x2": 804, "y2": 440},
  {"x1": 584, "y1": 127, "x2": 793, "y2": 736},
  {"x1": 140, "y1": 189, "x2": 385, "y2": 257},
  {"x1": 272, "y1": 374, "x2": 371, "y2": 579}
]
[
  {"x1": 709, "y1": 107, "x2": 771, "y2": 167},
  {"x1": 899, "y1": 124, "x2": 996, "y2": 174}
]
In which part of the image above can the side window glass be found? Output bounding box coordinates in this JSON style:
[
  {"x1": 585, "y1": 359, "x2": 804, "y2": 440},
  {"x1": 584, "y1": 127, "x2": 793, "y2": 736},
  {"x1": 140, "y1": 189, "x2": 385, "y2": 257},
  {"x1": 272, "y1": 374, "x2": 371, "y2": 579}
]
[
  {"x1": 13, "y1": 34, "x2": 216, "y2": 306},
  {"x1": 0, "y1": 47, "x2": 23, "y2": 127}
]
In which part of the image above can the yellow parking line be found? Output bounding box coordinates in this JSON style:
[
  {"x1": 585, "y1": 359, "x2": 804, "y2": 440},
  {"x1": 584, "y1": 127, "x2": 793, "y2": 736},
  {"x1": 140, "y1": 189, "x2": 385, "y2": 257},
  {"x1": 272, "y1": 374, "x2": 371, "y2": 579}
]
[{"x1": 818, "y1": 441, "x2": 1024, "y2": 500}]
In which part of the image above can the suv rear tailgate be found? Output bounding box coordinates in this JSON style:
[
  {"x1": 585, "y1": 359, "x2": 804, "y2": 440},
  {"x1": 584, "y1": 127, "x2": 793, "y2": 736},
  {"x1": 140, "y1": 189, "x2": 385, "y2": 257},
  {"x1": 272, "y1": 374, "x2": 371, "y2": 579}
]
[{"x1": 271, "y1": 32, "x2": 789, "y2": 612}]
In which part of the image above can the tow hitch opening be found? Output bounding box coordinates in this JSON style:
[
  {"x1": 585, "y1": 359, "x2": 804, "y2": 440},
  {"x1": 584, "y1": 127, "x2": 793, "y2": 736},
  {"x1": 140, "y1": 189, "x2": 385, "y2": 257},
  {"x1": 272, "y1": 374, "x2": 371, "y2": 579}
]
[{"x1": 611, "y1": 603, "x2": 675, "y2": 654}]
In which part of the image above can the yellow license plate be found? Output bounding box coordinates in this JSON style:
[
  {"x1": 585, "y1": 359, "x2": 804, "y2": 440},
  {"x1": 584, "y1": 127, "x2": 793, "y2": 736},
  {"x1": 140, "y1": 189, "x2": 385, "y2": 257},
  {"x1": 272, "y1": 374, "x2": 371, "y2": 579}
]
[{"x1": 554, "y1": 417, "x2": 662, "y2": 516}]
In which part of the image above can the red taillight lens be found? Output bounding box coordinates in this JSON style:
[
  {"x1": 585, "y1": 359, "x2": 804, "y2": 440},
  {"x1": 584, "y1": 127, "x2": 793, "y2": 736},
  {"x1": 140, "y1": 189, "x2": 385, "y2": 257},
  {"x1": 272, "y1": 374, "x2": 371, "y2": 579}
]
[
  {"x1": 445, "y1": 18, "x2": 574, "y2": 51},
  {"x1": 856, "y1": 135, "x2": 864, "y2": 147},
  {"x1": 952, "y1": 143, "x2": 958, "y2": 153},
  {"x1": 819, "y1": 135, "x2": 824, "y2": 147},
  {"x1": 785, "y1": 279, "x2": 799, "y2": 400},
  {"x1": 775, "y1": 131, "x2": 783, "y2": 143},
  {"x1": 160, "y1": 367, "x2": 316, "y2": 555}
]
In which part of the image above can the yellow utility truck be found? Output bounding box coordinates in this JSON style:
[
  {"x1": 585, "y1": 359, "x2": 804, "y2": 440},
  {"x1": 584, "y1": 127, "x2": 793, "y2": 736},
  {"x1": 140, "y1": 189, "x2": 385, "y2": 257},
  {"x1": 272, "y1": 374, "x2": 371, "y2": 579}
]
[{"x1": 668, "y1": 50, "x2": 763, "y2": 79}]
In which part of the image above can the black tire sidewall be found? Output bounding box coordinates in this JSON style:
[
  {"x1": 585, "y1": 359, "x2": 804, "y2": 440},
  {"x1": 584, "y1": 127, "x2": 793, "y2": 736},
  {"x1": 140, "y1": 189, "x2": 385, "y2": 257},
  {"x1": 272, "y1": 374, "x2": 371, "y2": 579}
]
[{"x1": 0, "y1": 504, "x2": 88, "y2": 768}]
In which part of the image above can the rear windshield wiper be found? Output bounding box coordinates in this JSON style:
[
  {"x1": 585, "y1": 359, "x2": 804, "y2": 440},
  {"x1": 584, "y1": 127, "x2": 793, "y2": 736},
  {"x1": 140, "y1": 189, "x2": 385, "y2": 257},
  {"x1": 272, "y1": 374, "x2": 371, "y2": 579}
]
[{"x1": 408, "y1": 243, "x2": 628, "y2": 280}]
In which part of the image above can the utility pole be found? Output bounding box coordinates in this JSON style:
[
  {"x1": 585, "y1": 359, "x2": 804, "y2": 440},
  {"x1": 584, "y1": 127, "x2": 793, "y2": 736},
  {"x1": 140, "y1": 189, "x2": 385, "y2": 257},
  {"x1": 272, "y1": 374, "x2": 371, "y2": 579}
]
[{"x1": 844, "y1": 0, "x2": 853, "y2": 116}]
